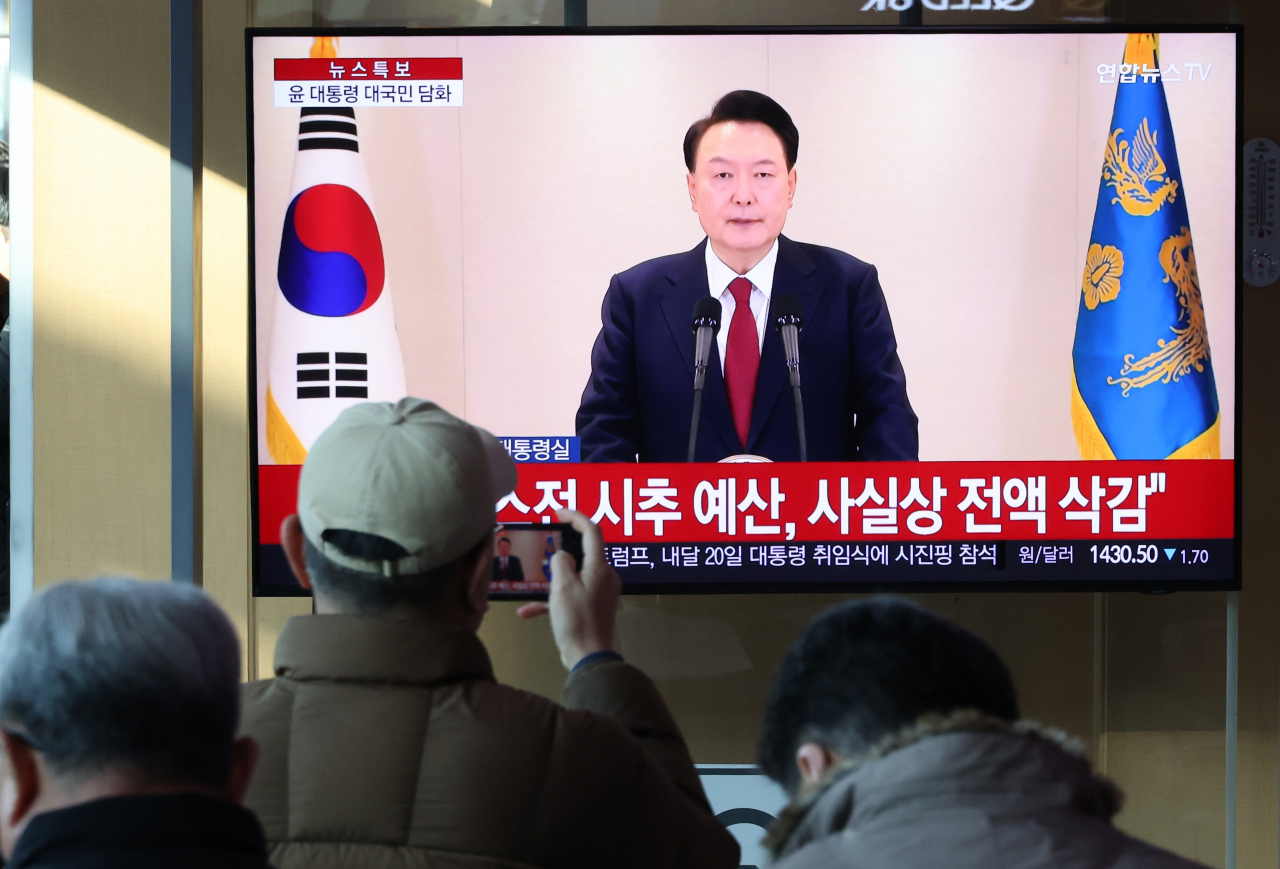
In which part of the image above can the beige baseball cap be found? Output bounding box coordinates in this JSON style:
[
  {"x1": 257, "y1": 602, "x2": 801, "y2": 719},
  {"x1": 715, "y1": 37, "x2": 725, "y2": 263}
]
[{"x1": 297, "y1": 398, "x2": 518, "y2": 577}]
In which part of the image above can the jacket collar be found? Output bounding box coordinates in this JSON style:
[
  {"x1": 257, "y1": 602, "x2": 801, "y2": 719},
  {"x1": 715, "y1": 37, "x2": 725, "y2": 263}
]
[
  {"x1": 657, "y1": 236, "x2": 820, "y2": 455},
  {"x1": 274, "y1": 615, "x2": 496, "y2": 686},
  {"x1": 8, "y1": 793, "x2": 267, "y2": 867},
  {"x1": 767, "y1": 710, "x2": 1123, "y2": 862}
]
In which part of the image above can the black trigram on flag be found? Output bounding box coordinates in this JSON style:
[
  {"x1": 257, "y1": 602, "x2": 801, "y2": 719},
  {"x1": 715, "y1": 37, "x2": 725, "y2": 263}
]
[
  {"x1": 298, "y1": 106, "x2": 359, "y2": 152},
  {"x1": 296, "y1": 352, "x2": 369, "y2": 399}
]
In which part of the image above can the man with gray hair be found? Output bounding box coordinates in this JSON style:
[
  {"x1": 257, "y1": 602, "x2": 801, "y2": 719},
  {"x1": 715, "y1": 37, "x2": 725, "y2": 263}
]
[
  {"x1": 0, "y1": 578, "x2": 271, "y2": 868},
  {"x1": 240, "y1": 397, "x2": 737, "y2": 868}
]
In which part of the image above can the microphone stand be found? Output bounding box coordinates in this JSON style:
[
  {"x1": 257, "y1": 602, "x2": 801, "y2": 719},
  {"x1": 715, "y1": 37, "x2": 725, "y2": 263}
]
[
  {"x1": 688, "y1": 324, "x2": 714, "y2": 462},
  {"x1": 687, "y1": 298, "x2": 721, "y2": 462},
  {"x1": 688, "y1": 389, "x2": 705, "y2": 463},
  {"x1": 791, "y1": 385, "x2": 808, "y2": 463},
  {"x1": 777, "y1": 314, "x2": 808, "y2": 462}
]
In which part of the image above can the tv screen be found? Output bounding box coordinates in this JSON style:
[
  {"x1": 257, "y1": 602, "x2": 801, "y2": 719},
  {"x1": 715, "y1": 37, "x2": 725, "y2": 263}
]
[{"x1": 248, "y1": 27, "x2": 1240, "y2": 595}]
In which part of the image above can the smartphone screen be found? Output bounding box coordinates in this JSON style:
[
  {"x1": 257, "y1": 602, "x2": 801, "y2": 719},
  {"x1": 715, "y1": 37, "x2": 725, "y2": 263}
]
[{"x1": 490, "y1": 525, "x2": 564, "y2": 595}]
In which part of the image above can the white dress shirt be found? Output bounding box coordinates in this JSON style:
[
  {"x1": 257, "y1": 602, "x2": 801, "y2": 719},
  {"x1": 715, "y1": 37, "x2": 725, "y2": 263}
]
[{"x1": 704, "y1": 239, "x2": 779, "y2": 374}]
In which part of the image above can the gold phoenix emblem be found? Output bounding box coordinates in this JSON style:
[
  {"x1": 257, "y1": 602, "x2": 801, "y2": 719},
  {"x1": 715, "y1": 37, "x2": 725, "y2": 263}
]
[
  {"x1": 1082, "y1": 244, "x2": 1124, "y2": 309},
  {"x1": 1107, "y1": 227, "x2": 1210, "y2": 396},
  {"x1": 1103, "y1": 119, "x2": 1180, "y2": 217}
]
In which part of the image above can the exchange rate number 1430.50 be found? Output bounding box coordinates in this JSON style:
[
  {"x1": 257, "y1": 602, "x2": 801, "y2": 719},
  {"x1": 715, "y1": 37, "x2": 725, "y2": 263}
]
[{"x1": 1090, "y1": 544, "x2": 1159, "y2": 564}]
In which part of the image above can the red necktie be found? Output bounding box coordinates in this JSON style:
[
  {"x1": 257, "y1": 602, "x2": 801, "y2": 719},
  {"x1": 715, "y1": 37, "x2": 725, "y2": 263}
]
[{"x1": 724, "y1": 277, "x2": 759, "y2": 449}]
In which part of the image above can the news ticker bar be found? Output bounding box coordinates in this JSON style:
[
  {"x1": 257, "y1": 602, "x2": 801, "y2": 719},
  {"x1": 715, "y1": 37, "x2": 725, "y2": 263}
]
[{"x1": 487, "y1": 539, "x2": 1233, "y2": 593}]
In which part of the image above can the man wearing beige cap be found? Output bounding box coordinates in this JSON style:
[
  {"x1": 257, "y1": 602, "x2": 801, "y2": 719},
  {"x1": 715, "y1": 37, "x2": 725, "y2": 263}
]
[{"x1": 239, "y1": 398, "x2": 738, "y2": 869}]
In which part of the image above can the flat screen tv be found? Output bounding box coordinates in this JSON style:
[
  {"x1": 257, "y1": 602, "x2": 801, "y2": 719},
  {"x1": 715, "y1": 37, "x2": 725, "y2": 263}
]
[{"x1": 247, "y1": 26, "x2": 1241, "y2": 595}]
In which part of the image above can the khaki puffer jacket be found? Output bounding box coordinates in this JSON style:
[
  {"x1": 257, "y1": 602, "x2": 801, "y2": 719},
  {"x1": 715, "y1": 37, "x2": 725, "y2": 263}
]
[
  {"x1": 768, "y1": 711, "x2": 1211, "y2": 869},
  {"x1": 240, "y1": 615, "x2": 738, "y2": 869}
]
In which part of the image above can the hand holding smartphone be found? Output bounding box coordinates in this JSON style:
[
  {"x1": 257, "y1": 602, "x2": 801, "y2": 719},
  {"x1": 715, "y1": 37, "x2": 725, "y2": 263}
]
[{"x1": 513, "y1": 510, "x2": 621, "y2": 671}]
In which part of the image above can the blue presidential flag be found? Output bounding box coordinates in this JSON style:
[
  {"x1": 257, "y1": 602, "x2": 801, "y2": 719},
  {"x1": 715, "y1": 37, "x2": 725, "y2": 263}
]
[{"x1": 1071, "y1": 33, "x2": 1219, "y2": 460}]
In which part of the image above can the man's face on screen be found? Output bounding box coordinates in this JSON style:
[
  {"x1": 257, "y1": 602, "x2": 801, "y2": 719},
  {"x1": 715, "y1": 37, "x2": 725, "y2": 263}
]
[{"x1": 688, "y1": 120, "x2": 796, "y2": 270}]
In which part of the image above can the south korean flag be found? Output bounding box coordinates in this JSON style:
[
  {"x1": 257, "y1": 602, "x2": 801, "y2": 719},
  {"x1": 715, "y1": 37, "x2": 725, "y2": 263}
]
[{"x1": 265, "y1": 96, "x2": 407, "y2": 464}]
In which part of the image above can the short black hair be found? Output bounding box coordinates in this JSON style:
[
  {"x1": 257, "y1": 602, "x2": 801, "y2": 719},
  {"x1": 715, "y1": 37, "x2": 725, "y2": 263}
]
[
  {"x1": 683, "y1": 90, "x2": 799, "y2": 172},
  {"x1": 758, "y1": 598, "x2": 1019, "y2": 793},
  {"x1": 304, "y1": 529, "x2": 491, "y2": 613}
]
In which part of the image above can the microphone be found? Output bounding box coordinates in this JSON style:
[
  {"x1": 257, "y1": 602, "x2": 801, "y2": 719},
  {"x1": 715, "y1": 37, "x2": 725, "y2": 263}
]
[
  {"x1": 772, "y1": 294, "x2": 807, "y2": 462},
  {"x1": 687, "y1": 297, "x2": 723, "y2": 462}
]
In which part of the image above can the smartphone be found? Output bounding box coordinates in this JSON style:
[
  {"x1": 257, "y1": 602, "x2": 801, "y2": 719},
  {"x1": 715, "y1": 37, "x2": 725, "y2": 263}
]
[{"x1": 488, "y1": 522, "x2": 584, "y2": 598}]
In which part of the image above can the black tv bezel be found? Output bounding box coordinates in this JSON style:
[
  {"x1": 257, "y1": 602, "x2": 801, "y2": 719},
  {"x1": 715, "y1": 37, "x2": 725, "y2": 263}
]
[{"x1": 245, "y1": 24, "x2": 1244, "y2": 597}]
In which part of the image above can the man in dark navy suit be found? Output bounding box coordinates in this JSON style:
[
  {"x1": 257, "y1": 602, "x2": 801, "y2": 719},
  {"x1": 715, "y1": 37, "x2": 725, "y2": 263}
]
[
  {"x1": 576, "y1": 91, "x2": 918, "y2": 463},
  {"x1": 492, "y1": 536, "x2": 525, "y2": 581}
]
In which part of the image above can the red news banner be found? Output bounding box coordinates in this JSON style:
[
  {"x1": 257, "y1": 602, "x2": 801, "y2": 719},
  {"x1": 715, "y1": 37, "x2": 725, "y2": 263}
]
[
  {"x1": 273, "y1": 57, "x2": 464, "y2": 107},
  {"x1": 259, "y1": 461, "x2": 1232, "y2": 542},
  {"x1": 259, "y1": 461, "x2": 1233, "y2": 586}
]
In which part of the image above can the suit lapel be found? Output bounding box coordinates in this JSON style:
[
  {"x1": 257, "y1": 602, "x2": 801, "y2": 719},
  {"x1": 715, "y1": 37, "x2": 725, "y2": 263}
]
[
  {"x1": 745, "y1": 236, "x2": 823, "y2": 453},
  {"x1": 656, "y1": 242, "x2": 707, "y2": 376},
  {"x1": 701, "y1": 343, "x2": 736, "y2": 452},
  {"x1": 657, "y1": 240, "x2": 738, "y2": 454}
]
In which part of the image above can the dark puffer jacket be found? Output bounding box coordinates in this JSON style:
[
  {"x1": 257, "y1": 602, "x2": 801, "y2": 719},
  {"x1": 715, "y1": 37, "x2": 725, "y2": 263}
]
[
  {"x1": 7, "y1": 793, "x2": 272, "y2": 869},
  {"x1": 769, "y1": 712, "x2": 1211, "y2": 869},
  {"x1": 240, "y1": 615, "x2": 738, "y2": 869}
]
